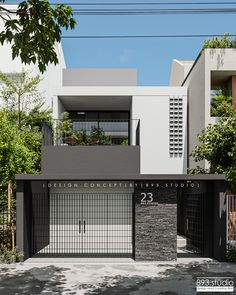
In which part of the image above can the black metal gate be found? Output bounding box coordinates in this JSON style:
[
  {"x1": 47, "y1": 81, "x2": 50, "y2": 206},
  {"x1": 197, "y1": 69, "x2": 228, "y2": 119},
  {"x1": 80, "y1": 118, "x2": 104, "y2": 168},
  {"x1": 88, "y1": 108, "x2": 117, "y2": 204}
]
[
  {"x1": 185, "y1": 193, "x2": 205, "y2": 254},
  {"x1": 32, "y1": 192, "x2": 133, "y2": 257}
]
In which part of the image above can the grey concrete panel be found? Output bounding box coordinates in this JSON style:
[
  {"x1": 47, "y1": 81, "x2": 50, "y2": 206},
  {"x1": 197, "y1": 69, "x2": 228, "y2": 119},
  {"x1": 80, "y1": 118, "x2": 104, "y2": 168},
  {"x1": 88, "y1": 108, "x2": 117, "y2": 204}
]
[
  {"x1": 63, "y1": 68, "x2": 137, "y2": 86},
  {"x1": 41, "y1": 146, "x2": 140, "y2": 175},
  {"x1": 16, "y1": 173, "x2": 226, "y2": 181}
]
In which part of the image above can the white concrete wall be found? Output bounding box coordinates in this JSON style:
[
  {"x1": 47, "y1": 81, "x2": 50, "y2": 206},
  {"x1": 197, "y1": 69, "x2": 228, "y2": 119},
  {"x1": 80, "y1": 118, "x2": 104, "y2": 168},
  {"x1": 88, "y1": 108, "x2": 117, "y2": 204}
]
[
  {"x1": 52, "y1": 96, "x2": 66, "y2": 119},
  {"x1": 169, "y1": 60, "x2": 185, "y2": 86},
  {"x1": 0, "y1": 5, "x2": 66, "y2": 110},
  {"x1": 131, "y1": 93, "x2": 187, "y2": 174},
  {"x1": 183, "y1": 53, "x2": 206, "y2": 169},
  {"x1": 169, "y1": 60, "x2": 193, "y2": 86}
]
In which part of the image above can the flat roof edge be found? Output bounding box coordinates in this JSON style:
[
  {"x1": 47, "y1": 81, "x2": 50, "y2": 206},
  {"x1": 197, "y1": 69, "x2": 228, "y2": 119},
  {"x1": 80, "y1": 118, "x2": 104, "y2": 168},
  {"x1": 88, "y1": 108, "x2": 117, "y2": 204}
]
[{"x1": 15, "y1": 174, "x2": 226, "y2": 181}]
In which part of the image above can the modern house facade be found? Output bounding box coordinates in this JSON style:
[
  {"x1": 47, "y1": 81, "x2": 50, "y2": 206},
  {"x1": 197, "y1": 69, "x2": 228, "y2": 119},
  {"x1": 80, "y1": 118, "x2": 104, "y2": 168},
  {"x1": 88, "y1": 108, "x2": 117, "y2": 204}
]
[
  {"x1": 15, "y1": 67, "x2": 227, "y2": 262},
  {"x1": 0, "y1": 4, "x2": 233, "y2": 261}
]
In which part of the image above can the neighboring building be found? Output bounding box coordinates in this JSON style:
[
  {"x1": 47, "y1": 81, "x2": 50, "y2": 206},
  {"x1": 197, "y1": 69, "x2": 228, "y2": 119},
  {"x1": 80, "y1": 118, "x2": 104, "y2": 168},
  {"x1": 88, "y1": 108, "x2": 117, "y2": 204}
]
[
  {"x1": 170, "y1": 49, "x2": 236, "y2": 169},
  {"x1": 169, "y1": 59, "x2": 194, "y2": 87},
  {"x1": 0, "y1": 4, "x2": 65, "y2": 110}
]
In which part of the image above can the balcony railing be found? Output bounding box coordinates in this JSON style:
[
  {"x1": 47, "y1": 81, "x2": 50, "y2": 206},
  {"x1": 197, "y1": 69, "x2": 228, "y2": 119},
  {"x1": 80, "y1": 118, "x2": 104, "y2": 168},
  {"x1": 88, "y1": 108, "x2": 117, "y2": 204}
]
[{"x1": 42, "y1": 119, "x2": 140, "y2": 146}]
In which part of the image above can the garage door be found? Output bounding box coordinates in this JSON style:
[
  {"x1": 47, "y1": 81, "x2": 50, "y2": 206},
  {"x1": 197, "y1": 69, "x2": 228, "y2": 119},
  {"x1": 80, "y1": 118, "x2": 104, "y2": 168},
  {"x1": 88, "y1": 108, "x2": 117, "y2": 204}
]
[{"x1": 32, "y1": 187, "x2": 134, "y2": 257}]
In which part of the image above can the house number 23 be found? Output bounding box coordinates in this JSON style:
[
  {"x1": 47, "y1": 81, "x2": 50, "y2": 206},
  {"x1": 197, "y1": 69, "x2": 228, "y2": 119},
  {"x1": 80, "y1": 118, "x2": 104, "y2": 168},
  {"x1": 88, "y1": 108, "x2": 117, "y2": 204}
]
[{"x1": 141, "y1": 192, "x2": 154, "y2": 203}]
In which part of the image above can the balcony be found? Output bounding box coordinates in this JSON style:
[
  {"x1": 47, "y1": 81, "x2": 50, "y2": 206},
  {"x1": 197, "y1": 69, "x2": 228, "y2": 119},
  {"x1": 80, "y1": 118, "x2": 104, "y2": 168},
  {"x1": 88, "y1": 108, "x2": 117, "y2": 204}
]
[
  {"x1": 41, "y1": 119, "x2": 140, "y2": 175},
  {"x1": 43, "y1": 119, "x2": 140, "y2": 146},
  {"x1": 210, "y1": 71, "x2": 236, "y2": 117}
]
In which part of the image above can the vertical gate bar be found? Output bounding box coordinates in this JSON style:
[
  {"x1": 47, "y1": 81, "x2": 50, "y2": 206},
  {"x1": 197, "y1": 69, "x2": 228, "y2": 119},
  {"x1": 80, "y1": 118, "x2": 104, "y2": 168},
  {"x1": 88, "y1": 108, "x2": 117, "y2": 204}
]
[
  {"x1": 65, "y1": 193, "x2": 67, "y2": 255},
  {"x1": 107, "y1": 193, "x2": 108, "y2": 256},
  {"x1": 234, "y1": 196, "x2": 235, "y2": 241},
  {"x1": 73, "y1": 193, "x2": 75, "y2": 255},
  {"x1": 61, "y1": 193, "x2": 62, "y2": 255},
  {"x1": 230, "y1": 195, "x2": 232, "y2": 241},
  {"x1": 90, "y1": 194, "x2": 94, "y2": 255},
  {"x1": 121, "y1": 193, "x2": 123, "y2": 255},
  {"x1": 63, "y1": 193, "x2": 64, "y2": 255},
  {"x1": 76, "y1": 193, "x2": 78, "y2": 255},
  {"x1": 56, "y1": 193, "x2": 58, "y2": 253},
  {"x1": 57, "y1": 193, "x2": 59, "y2": 255},
  {"x1": 82, "y1": 193, "x2": 84, "y2": 255},
  {"x1": 93, "y1": 193, "x2": 94, "y2": 256},
  {"x1": 60, "y1": 193, "x2": 61, "y2": 255},
  {"x1": 132, "y1": 192, "x2": 135, "y2": 259},
  {"x1": 232, "y1": 195, "x2": 236, "y2": 241},
  {"x1": 227, "y1": 194, "x2": 229, "y2": 243}
]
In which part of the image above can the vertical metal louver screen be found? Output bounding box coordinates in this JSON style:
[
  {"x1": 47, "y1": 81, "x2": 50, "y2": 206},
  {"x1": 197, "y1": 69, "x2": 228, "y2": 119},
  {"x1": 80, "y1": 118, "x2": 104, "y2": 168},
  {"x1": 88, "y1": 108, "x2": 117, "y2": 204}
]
[
  {"x1": 169, "y1": 97, "x2": 183, "y2": 157},
  {"x1": 185, "y1": 193, "x2": 205, "y2": 255},
  {"x1": 32, "y1": 193, "x2": 133, "y2": 258}
]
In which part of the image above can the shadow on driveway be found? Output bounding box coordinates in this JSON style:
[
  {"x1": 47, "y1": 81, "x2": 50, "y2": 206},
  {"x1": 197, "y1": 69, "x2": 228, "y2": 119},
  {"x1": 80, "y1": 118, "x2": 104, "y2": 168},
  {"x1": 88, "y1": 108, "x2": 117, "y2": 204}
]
[
  {"x1": 1, "y1": 261, "x2": 236, "y2": 295},
  {"x1": 0, "y1": 265, "x2": 73, "y2": 295},
  {"x1": 84, "y1": 262, "x2": 236, "y2": 295}
]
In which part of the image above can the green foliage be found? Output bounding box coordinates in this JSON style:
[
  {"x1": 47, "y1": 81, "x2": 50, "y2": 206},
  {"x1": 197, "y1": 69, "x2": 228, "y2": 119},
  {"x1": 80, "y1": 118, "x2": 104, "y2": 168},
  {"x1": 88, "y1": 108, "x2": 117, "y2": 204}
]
[
  {"x1": 23, "y1": 102, "x2": 52, "y2": 130},
  {"x1": 212, "y1": 92, "x2": 232, "y2": 105},
  {"x1": 226, "y1": 244, "x2": 236, "y2": 263},
  {"x1": 121, "y1": 139, "x2": 129, "y2": 145},
  {"x1": 0, "y1": 70, "x2": 44, "y2": 128},
  {"x1": 211, "y1": 101, "x2": 236, "y2": 117},
  {"x1": 89, "y1": 126, "x2": 111, "y2": 145},
  {"x1": 76, "y1": 129, "x2": 90, "y2": 145},
  {"x1": 0, "y1": 1, "x2": 76, "y2": 73},
  {"x1": 202, "y1": 33, "x2": 236, "y2": 50},
  {"x1": 0, "y1": 245, "x2": 23, "y2": 264},
  {"x1": 188, "y1": 166, "x2": 208, "y2": 175},
  {"x1": 0, "y1": 110, "x2": 44, "y2": 207},
  {"x1": 54, "y1": 112, "x2": 73, "y2": 143},
  {"x1": 54, "y1": 112, "x2": 112, "y2": 145},
  {"x1": 190, "y1": 115, "x2": 236, "y2": 190}
]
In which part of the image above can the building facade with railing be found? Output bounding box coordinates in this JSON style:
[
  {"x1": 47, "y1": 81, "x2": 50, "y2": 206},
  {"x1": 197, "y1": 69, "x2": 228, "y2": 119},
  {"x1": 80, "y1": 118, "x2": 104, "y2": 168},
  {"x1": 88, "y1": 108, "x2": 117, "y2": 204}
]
[
  {"x1": 50, "y1": 68, "x2": 188, "y2": 175},
  {"x1": 15, "y1": 58, "x2": 228, "y2": 262}
]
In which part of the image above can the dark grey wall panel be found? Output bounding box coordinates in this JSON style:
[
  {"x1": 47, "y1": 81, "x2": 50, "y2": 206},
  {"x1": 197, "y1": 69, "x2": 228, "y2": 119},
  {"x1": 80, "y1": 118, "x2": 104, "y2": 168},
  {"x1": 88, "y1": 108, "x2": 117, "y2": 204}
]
[
  {"x1": 134, "y1": 183, "x2": 177, "y2": 261},
  {"x1": 16, "y1": 181, "x2": 24, "y2": 258},
  {"x1": 42, "y1": 146, "x2": 140, "y2": 175},
  {"x1": 63, "y1": 68, "x2": 137, "y2": 86},
  {"x1": 213, "y1": 181, "x2": 227, "y2": 262}
]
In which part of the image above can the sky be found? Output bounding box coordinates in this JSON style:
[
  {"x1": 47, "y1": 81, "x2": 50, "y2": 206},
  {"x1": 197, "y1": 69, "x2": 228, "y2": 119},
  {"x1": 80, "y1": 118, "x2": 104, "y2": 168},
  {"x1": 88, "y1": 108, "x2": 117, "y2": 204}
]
[{"x1": 6, "y1": 0, "x2": 236, "y2": 85}]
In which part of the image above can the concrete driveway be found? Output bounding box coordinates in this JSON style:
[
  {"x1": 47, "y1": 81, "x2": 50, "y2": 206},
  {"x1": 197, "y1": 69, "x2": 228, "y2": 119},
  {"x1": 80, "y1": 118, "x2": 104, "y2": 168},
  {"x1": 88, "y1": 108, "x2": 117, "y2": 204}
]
[{"x1": 1, "y1": 257, "x2": 236, "y2": 295}]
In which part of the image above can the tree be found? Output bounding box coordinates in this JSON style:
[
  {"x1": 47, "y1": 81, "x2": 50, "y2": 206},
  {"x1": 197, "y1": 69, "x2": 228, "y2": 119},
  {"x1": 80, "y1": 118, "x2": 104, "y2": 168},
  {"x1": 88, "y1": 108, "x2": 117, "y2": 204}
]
[
  {"x1": 189, "y1": 105, "x2": 236, "y2": 190},
  {"x1": 0, "y1": 109, "x2": 40, "y2": 207},
  {"x1": 0, "y1": 0, "x2": 76, "y2": 73},
  {"x1": 0, "y1": 70, "x2": 44, "y2": 128}
]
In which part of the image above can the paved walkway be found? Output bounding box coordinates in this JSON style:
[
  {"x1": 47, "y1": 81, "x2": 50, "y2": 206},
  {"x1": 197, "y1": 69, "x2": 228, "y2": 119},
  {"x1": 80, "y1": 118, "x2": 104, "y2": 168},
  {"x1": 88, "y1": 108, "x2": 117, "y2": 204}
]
[{"x1": 1, "y1": 257, "x2": 236, "y2": 295}]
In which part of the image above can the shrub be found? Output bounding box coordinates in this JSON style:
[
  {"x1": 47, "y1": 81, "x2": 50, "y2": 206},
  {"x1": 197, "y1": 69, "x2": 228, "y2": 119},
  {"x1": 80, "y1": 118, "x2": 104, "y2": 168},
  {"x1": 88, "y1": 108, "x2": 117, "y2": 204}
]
[
  {"x1": 202, "y1": 33, "x2": 236, "y2": 50},
  {"x1": 227, "y1": 244, "x2": 236, "y2": 263},
  {"x1": 0, "y1": 245, "x2": 23, "y2": 264}
]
